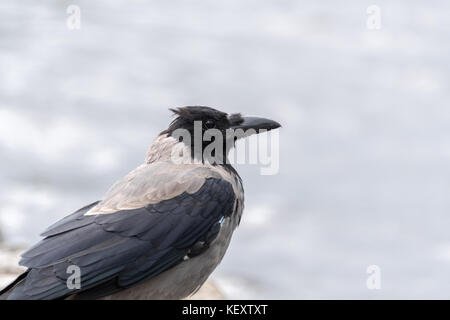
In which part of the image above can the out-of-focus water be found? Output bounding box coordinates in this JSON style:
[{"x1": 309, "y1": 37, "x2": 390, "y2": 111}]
[{"x1": 1, "y1": 0, "x2": 450, "y2": 299}]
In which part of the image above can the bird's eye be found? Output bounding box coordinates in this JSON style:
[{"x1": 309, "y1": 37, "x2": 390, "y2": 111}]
[{"x1": 204, "y1": 119, "x2": 216, "y2": 129}]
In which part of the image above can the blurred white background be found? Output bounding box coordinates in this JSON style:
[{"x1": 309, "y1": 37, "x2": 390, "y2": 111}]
[{"x1": 1, "y1": 0, "x2": 450, "y2": 299}]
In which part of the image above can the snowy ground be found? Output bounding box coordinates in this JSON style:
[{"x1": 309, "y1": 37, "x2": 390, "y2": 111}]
[{"x1": 1, "y1": 1, "x2": 450, "y2": 299}]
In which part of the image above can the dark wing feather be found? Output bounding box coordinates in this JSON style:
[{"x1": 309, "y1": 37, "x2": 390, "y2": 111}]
[
  {"x1": 40, "y1": 201, "x2": 100, "y2": 237},
  {"x1": 4, "y1": 177, "x2": 235, "y2": 300}
]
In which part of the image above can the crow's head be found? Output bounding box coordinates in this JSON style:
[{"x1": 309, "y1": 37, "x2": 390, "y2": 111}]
[
  {"x1": 163, "y1": 105, "x2": 280, "y2": 137},
  {"x1": 158, "y1": 106, "x2": 281, "y2": 165}
]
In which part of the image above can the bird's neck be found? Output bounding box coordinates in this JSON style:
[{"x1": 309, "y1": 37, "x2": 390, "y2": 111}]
[
  {"x1": 146, "y1": 134, "x2": 180, "y2": 164},
  {"x1": 146, "y1": 134, "x2": 237, "y2": 175},
  {"x1": 146, "y1": 134, "x2": 243, "y2": 210}
]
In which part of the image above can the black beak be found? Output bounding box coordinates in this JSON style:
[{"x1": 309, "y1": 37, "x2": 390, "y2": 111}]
[{"x1": 230, "y1": 116, "x2": 281, "y2": 132}]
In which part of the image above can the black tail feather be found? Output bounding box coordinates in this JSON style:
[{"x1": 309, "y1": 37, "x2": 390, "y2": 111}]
[{"x1": 0, "y1": 270, "x2": 29, "y2": 300}]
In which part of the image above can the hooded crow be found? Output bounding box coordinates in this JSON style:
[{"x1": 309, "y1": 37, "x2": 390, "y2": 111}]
[{"x1": 0, "y1": 106, "x2": 281, "y2": 300}]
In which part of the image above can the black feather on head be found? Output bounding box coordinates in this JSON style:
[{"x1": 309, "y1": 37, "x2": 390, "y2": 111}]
[{"x1": 162, "y1": 106, "x2": 238, "y2": 135}]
